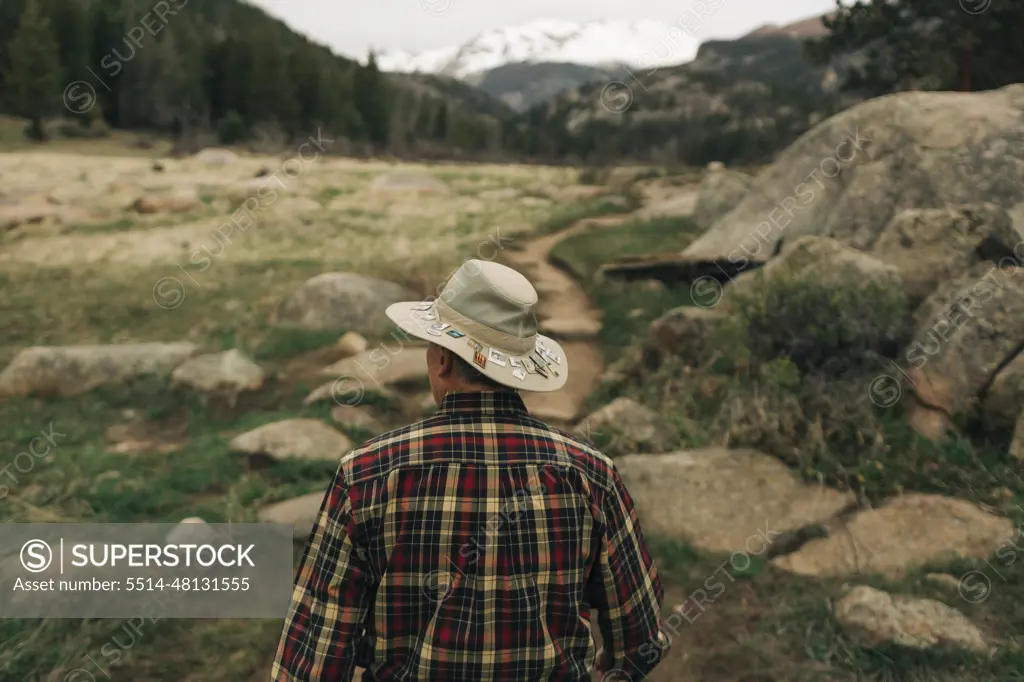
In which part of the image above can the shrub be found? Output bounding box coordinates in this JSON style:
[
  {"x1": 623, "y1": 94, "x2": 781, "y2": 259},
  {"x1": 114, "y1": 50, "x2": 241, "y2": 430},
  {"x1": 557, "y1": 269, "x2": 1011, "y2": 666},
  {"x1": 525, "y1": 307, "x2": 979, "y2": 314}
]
[
  {"x1": 731, "y1": 271, "x2": 911, "y2": 376},
  {"x1": 217, "y1": 111, "x2": 247, "y2": 145}
]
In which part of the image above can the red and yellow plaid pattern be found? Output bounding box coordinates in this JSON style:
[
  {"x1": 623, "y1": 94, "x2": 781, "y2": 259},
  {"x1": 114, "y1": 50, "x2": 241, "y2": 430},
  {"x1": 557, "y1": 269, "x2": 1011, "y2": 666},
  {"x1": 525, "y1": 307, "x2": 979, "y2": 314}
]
[{"x1": 272, "y1": 391, "x2": 667, "y2": 681}]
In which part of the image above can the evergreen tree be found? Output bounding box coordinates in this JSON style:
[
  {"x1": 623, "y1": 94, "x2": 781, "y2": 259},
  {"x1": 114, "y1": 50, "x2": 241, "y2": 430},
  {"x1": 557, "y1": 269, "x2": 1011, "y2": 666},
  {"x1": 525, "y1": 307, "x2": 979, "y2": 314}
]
[
  {"x1": 353, "y1": 53, "x2": 392, "y2": 147},
  {"x1": 807, "y1": 0, "x2": 1024, "y2": 96},
  {"x1": 7, "y1": 0, "x2": 62, "y2": 139}
]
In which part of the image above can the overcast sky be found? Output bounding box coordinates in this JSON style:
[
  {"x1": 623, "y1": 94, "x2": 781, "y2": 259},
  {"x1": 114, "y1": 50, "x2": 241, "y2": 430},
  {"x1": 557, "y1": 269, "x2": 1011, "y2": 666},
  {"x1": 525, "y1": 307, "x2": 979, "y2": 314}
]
[{"x1": 249, "y1": 0, "x2": 842, "y2": 59}]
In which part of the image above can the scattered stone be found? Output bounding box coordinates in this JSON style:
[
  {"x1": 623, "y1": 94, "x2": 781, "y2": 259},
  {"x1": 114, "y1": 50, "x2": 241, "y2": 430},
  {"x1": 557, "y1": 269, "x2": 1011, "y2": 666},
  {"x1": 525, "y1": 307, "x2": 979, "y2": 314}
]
[
  {"x1": 171, "y1": 349, "x2": 265, "y2": 397},
  {"x1": 166, "y1": 518, "x2": 215, "y2": 545},
  {"x1": 648, "y1": 306, "x2": 730, "y2": 367},
  {"x1": 258, "y1": 492, "x2": 325, "y2": 543},
  {"x1": 835, "y1": 585, "x2": 988, "y2": 653},
  {"x1": 273, "y1": 273, "x2": 417, "y2": 335},
  {"x1": 371, "y1": 171, "x2": 450, "y2": 194},
  {"x1": 772, "y1": 493, "x2": 1016, "y2": 578},
  {"x1": 303, "y1": 380, "x2": 399, "y2": 407},
  {"x1": 229, "y1": 419, "x2": 351, "y2": 463},
  {"x1": 614, "y1": 449, "x2": 855, "y2": 553},
  {"x1": 574, "y1": 398, "x2": 675, "y2": 455},
  {"x1": 321, "y1": 348, "x2": 428, "y2": 388},
  {"x1": 923, "y1": 573, "x2": 962, "y2": 591},
  {"x1": 194, "y1": 148, "x2": 238, "y2": 165},
  {"x1": 336, "y1": 331, "x2": 369, "y2": 358},
  {"x1": 331, "y1": 405, "x2": 387, "y2": 436},
  {"x1": 693, "y1": 168, "x2": 753, "y2": 229},
  {"x1": 130, "y1": 188, "x2": 202, "y2": 214},
  {"x1": 0, "y1": 343, "x2": 199, "y2": 398}
]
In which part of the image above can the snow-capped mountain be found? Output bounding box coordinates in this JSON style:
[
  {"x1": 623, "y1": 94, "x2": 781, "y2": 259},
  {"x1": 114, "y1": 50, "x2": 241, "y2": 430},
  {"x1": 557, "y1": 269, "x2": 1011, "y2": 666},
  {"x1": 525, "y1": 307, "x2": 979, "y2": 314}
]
[{"x1": 374, "y1": 19, "x2": 700, "y2": 80}]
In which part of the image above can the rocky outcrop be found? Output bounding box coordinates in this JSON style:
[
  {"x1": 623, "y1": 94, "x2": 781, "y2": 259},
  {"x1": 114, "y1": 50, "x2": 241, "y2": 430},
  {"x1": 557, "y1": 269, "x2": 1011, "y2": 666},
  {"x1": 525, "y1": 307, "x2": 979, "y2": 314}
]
[
  {"x1": 873, "y1": 203, "x2": 1023, "y2": 305},
  {"x1": 273, "y1": 273, "x2": 417, "y2": 335},
  {"x1": 331, "y1": 405, "x2": 387, "y2": 436},
  {"x1": 693, "y1": 167, "x2": 754, "y2": 230},
  {"x1": 614, "y1": 449, "x2": 854, "y2": 554},
  {"x1": 682, "y1": 85, "x2": 1024, "y2": 262},
  {"x1": 982, "y1": 353, "x2": 1024, "y2": 428},
  {"x1": 835, "y1": 586, "x2": 989, "y2": 653},
  {"x1": 229, "y1": 419, "x2": 351, "y2": 463},
  {"x1": 905, "y1": 265, "x2": 1024, "y2": 430},
  {"x1": 773, "y1": 494, "x2": 1015, "y2": 578},
  {"x1": 0, "y1": 343, "x2": 199, "y2": 398}
]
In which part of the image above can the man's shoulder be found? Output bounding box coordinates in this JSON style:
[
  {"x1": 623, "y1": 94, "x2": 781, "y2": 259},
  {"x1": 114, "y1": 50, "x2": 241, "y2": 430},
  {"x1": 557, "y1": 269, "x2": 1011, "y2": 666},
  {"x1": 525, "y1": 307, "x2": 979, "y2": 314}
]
[{"x1": 337, "y1": 413, "x2": 619, "y2": 491}]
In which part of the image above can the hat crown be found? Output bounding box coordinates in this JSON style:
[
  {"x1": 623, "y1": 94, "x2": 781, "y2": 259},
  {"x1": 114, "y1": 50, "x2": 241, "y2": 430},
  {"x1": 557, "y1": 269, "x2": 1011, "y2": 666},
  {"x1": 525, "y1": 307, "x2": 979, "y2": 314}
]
[{"x1": 440, "y1": 260, "x2": 538, "y2": 340}]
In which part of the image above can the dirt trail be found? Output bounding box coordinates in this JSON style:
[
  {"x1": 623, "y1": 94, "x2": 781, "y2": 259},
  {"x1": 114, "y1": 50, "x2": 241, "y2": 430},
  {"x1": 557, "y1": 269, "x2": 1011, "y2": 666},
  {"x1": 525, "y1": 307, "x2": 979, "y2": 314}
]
[{"x1": 504, "y1": 214, "x2": 634, "y2": 427}]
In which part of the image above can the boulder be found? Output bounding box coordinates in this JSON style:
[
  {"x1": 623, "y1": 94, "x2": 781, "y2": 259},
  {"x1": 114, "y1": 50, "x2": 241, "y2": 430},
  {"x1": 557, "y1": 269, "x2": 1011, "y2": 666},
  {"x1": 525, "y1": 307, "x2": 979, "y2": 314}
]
[
  {"x1": 165, "y1": 518, "x2": 215, "y2": 545},
  {"x1": 873, "y1": 203, "x2": 1023, "y2": 305},
  {"x1": 0, "y1": 343, "x2": 200, "y2": 398},
  {"x1": 273, "y1": 273, "x2": 417, "y2": 335},
  {"x1": 574, "y1": 398, "x2": 675, "y2": 455},
  {"x1": 171, "y1": 349, "x2": 265, "y2": 396},
  {"x1": 648, "y1": 306, "x2": 730, "y2": 366},
  {"x1": 258, "y1": 492, "x2": 325, "y2": 542},
  {"x1": 693, "y1": 168, "x2": 754, "y2": 229},
  {"x1": 722, "y1": 236, "x2": 903, "y2": 312},
  {"x1": 336, "y1": 331, "x2": 369, "y2": 358},
  {"x1": 772, "y1": 493, "x2": 1015, "y2": 578},
  {"x1": 229, "y1": 419, "x2": 351, "y2": 463},
  {"x1": 194, "y1": 148, "x2": 238, "y2": 165},
  {"x1": 982, "y1": 353, "x2": 1024, "y2": 428},
  {"x1": 614, "y1": 449, "x2": 854, "y2": 554},
  {"x1": 905, "y1": 265, "x2": 1024, "y2": 427},
  {"x1": 835, "y1": 586, "x2": 988, "y2": 653},
  {"x1": 331, "y1": 405, "x2": 387, "y2": 436},
  {"x1": 681, "y1": 85, "x2": 1024, "y2": 263},
  {"x1": 321, "y1": 348, "x2": 428, "y2": 388}
]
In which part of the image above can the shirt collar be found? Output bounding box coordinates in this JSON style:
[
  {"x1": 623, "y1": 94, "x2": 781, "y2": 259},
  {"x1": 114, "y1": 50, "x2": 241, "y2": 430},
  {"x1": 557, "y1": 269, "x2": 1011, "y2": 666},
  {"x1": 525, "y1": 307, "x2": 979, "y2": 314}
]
[{"x1": 437, "y1": 390, "x2": 528, "y2": 416}]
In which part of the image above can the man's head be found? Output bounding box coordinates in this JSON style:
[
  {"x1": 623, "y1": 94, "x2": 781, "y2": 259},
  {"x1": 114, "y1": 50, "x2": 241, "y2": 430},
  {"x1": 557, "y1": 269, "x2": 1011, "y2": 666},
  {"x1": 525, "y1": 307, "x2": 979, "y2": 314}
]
[{"x1": 426, "y1": 342, "x2": 510, "y2": 404}]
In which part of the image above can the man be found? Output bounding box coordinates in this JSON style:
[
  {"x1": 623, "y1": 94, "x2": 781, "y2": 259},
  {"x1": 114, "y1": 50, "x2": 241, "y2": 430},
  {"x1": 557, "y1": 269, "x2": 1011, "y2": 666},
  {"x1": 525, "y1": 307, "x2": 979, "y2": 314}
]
[{"x1": 272, "y1": 259, "x2": 668, "y2": 681}]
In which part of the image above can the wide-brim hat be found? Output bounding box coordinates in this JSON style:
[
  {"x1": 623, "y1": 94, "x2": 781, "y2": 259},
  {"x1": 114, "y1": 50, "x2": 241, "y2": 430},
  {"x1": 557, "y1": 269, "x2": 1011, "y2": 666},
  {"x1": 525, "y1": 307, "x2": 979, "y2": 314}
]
[{"x1": 385, "y1": 259, "x2": 568, "y2": 392}]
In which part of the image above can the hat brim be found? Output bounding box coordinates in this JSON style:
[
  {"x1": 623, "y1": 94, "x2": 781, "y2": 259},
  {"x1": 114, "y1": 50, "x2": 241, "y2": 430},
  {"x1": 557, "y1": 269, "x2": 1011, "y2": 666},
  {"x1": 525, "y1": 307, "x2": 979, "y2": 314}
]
[{"x1": 385, "y1": 301, "x2": 568, "y2": 393}]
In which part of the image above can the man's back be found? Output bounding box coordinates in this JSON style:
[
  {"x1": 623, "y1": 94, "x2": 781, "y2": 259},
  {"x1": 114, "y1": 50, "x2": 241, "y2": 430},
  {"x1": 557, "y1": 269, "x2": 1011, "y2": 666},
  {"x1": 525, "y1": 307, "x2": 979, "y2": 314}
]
[{"x1": 273, "y1": 391, "x2": 665, "y2": 682}]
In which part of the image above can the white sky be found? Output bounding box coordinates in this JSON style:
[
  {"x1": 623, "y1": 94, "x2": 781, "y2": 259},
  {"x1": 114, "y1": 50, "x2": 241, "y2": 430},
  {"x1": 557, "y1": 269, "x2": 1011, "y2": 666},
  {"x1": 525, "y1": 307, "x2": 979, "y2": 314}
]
[{"x1": 247, "y1": 0, "x2": 843, "y2": 58}]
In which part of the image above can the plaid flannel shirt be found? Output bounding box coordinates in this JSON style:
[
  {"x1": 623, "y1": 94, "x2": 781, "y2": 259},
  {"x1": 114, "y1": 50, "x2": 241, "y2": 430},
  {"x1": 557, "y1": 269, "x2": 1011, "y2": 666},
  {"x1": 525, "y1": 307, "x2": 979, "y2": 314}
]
[{"x1": 271, "y1": 391, "x2": 667, "y2": 682}]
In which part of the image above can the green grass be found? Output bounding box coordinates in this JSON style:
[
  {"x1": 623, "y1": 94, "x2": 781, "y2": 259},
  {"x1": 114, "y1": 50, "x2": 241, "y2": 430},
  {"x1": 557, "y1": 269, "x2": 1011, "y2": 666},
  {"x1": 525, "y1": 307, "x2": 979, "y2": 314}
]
[
  {"x1": 534, "y1": 191, "x2": 642, "y2": 236},
  {"x1": 314, "y1": 186, "x2": 352, "y2": 206},
  {"x1": 550, "y1": 215, "x2": 704, "y2": 282}
]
